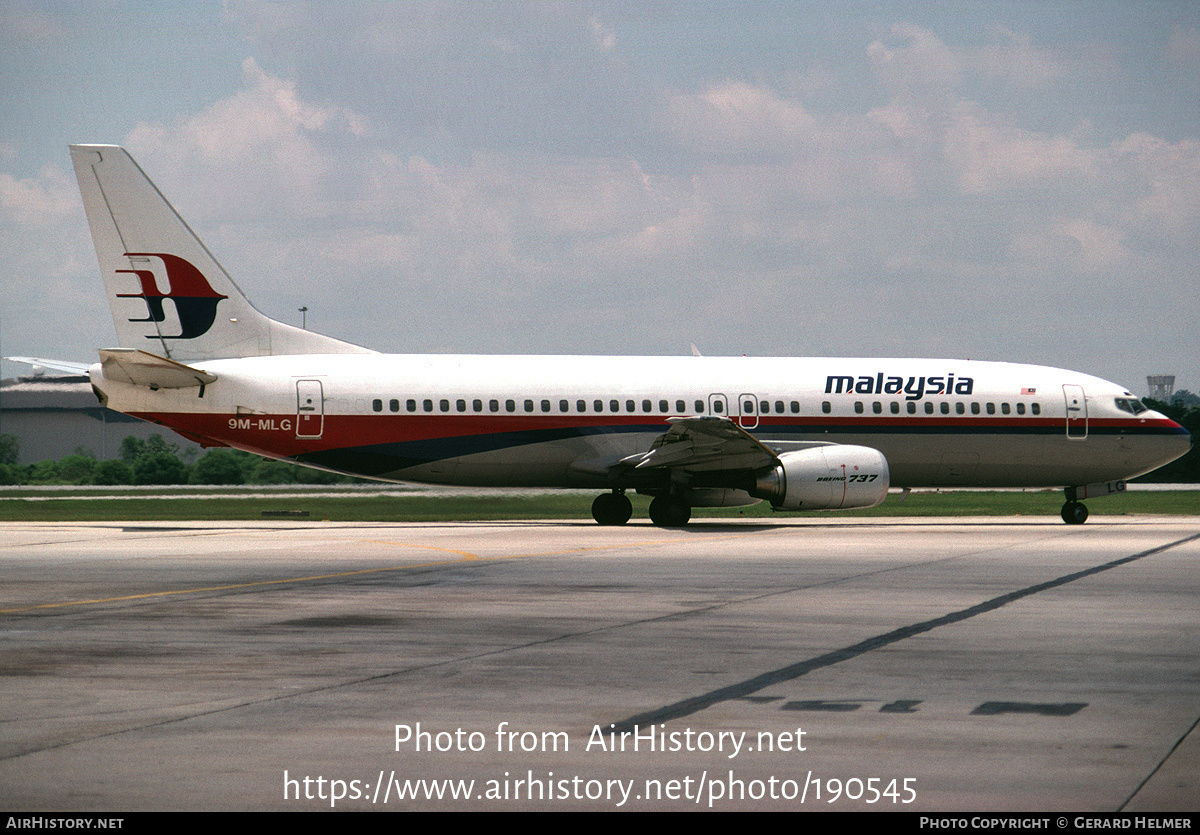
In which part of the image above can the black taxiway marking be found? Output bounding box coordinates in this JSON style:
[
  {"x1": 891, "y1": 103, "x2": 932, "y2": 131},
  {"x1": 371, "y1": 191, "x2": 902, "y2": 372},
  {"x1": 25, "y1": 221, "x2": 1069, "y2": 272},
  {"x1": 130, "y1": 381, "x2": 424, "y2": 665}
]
[{"x1": 608, "y1": 531, "x2": 1200, "y2": 734}]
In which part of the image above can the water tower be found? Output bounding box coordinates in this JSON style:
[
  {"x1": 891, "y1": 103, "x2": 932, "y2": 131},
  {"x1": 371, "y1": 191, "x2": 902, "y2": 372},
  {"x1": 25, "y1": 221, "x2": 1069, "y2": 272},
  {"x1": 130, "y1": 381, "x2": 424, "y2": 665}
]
[{"x1": 1146, "y1": 375, "x2": 1175, "y2": 401}]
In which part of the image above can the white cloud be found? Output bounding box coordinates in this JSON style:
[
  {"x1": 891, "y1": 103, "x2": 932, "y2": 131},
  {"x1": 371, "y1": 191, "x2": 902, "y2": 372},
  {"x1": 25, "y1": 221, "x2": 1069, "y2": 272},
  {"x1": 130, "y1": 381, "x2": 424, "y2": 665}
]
[
  {"x1": 588, "y1": 17, "x2": 615, "y2": 52},
  {"x1": 0, "y1": 167, "x2": 76, "y2": 226},
  {"x1": 942, "y1": 101, "x2": 1098, "y2": 194},
  {"x1": 1166, "y1": 24, "x2": 1200, "y2": 63},
  {"x1": 1012, "y1": 217, "x2": 1130, "y2": 272},
  {"x1": 972, "y1": 26, "x2": 1067, "y2": 89},
  {"x1": 867, "y1": 22, "x2": 961, "y2": 95},
  {"x1": 124, "y1": 58, "x2": 368, "y2": 218},
  {"x1": 1113, "y1": 132, "x2": 1200, "y2": 234},
  {"x1": 667, "y1": 82, "x2": 821, "y2": 156}
]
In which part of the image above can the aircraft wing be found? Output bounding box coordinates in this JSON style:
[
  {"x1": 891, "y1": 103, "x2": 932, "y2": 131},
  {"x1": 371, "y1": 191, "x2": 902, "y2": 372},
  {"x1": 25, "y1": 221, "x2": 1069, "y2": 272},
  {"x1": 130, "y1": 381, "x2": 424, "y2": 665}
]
[
  {"x1": 618, "y1": 416, "x2": 780, "y2": 473},
  {"x1": 568, "y1": 417, "x2": 842, "y2": 481}
]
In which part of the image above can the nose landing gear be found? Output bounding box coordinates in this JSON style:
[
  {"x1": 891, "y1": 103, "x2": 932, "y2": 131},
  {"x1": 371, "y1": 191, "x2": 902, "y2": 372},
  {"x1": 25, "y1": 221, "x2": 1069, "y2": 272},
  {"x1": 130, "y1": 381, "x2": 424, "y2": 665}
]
[
  {"x1": 1061, "y1": 487, "x2": 1088, "y2": 524},
  {"x1": 1061, "y1": 500, "x2": 1089, "y2": 524}
]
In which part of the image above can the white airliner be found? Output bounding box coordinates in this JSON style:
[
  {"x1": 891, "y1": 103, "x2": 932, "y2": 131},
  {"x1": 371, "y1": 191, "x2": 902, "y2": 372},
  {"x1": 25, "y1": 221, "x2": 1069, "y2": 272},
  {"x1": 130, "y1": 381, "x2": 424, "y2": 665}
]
[{"x1": 56, "y1": 145, "x2": 1190, "y2": 525}]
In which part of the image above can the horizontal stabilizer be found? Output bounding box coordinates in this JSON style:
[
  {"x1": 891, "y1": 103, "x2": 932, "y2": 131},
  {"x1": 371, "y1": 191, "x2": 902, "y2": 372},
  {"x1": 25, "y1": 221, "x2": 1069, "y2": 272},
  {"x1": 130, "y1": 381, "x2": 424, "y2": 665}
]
[
  {"x1": 98, "y1": 349, "x2": 216, "y2": 389},
  {"x1": 5, "y1": 356, "x2": 92, "y2": 376}
]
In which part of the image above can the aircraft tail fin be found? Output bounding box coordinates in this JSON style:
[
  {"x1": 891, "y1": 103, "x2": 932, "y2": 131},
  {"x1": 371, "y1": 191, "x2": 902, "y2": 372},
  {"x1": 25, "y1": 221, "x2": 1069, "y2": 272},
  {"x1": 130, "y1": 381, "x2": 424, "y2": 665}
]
[{"x1": 69, "y1": 145, "x2": 372, "y2": 361}]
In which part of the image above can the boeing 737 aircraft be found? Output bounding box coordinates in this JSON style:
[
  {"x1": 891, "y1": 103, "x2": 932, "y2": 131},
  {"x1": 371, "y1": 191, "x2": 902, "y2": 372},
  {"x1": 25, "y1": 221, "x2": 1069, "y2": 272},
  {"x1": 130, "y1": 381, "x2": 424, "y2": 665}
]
[{"x1": 57, "y1": 145, "x2": 1190, "y2": 526}]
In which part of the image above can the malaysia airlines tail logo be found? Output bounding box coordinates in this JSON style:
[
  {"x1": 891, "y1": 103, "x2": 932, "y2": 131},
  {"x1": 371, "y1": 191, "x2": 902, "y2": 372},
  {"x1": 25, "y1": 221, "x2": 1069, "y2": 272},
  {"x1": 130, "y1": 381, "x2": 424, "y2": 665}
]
[{"x1": 116, "y1": 253, "x2": 228, "y2": 339}]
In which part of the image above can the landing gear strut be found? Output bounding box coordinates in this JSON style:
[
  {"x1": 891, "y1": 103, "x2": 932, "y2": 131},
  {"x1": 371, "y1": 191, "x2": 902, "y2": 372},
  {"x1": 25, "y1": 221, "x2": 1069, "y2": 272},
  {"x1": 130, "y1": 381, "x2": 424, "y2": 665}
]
[
  {"x1": 648, "y1": 493, "x2": 691, "y2": 527},
  {"x1": 1061, "y1": 488, "x2": 1088, "y2": 524},
  {"x1": 591, "y1": 491, "x2": 632, "y2": 525}
]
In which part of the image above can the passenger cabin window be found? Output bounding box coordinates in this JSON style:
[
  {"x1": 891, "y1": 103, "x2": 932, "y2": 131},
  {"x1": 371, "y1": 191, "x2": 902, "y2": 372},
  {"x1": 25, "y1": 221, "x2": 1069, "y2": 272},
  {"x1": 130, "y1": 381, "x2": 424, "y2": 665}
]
[
  {"x1": 695, "y1": 400, "x2": 704, "y2": 413},
  {"x1": 822, "y1": 401, "x2": 831, "y2": 414},
  {"x1": 489, "y1": 400, "x2": 499, "y2": 412},
  {"x1": 1016, "y1": 403, "x2": 1025, "y2": 415},
  {"x1": 473, "y1": 399, "x2": 483, "y2": 412},
  {"x1": 1032, "y1": 403, "x2": 1040, "y2": 415},
  {"x1": 440, "y1": 399, "x2": 449, "y2": 412},
  {"x1": 372, "y1": 399, "x2": 382, "y2": 412},
  {"x1": 407, "y1": 399, "x2": 417, "y2": 412},
  {"x1": 424, "y1": 399, "x2": 434, "y2": 412},
  {"x1": 676, "y1": 400, "x2": 686, "y2": 413}
]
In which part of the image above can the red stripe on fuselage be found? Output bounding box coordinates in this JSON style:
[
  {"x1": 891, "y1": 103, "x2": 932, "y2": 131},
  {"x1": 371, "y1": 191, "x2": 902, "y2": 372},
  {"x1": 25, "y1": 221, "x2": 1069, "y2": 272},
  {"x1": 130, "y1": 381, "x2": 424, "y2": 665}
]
[{"x1": 127, "y1": 411, "x2": 1183, "y2": 461}]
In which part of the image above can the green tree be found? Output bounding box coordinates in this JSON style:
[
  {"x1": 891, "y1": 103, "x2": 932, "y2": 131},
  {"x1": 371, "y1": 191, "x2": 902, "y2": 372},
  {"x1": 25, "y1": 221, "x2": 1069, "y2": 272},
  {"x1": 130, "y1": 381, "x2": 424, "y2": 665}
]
[
  {"x1": 0, "y1": 434, "x2": 18, "y2": 466},
  {"x1": 56, "y1": 453, "x2": 97, "y2": 485},
  {"x1": 132, "y1": 434, "x2": 188, "y2": 485},
  {"x1": 246, "y1": 458, "x2": 301, "y2": 484},
  {"x1": 1171, "y1": 390, "x2": 1200, "y2": 410},
  {"x1": 28, "y1": 459, "x2": 61, "y2": 484},
  {"x1": 120, "y1": 436, "x2": 144, "y2": 463},
  {"x1": 0, "y1": 463, "x2": 23, "y2": 485},
  {"x1": 93, "y1": 459, "x2": 133, "y2": 485},
  {"x1": 189, "y1": 449, "x2": 246, "y2": 485}
]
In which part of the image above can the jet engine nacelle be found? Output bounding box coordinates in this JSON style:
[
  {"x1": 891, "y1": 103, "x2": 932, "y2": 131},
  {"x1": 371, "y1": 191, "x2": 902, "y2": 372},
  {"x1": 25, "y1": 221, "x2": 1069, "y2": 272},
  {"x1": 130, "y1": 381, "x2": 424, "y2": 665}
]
[{"x1": 750, "y1": 445, "x2": 890, "y2": 510}]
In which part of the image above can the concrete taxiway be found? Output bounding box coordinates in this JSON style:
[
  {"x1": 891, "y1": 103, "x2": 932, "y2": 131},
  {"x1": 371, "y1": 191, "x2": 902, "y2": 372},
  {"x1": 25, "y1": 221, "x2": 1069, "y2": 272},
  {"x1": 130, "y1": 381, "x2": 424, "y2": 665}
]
[{"x1": 0, "y1": 516, "x2": 1197, "y2": 811}]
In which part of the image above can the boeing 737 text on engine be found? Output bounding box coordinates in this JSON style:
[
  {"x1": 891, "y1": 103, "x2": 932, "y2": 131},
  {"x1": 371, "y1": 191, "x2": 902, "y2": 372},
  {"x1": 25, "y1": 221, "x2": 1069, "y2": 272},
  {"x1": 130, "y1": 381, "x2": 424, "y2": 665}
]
[{"x1": 54, "y1": 146, "x2": 1191, "y2": 526}]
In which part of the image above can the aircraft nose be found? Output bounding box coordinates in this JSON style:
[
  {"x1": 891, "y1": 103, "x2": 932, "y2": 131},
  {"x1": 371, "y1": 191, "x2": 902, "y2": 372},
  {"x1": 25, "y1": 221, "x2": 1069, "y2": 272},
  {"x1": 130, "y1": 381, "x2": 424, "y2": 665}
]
[{"x1": 1163, "y1": 417, "x2": 1192, "y2": 462}]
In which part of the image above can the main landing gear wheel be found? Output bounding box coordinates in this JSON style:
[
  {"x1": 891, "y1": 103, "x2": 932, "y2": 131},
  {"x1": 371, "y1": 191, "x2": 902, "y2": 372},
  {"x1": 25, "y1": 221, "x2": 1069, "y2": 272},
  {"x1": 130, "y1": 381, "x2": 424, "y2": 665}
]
[
  {"x1": 591, "y1": 492, "x2": 632, "y2": 526},
  {"x1": 648, "y1": 494, "x2": 691, "y2": 527},
  {"x1": 1061, "y1": 500, "x2": 1089, "y2": 525}
]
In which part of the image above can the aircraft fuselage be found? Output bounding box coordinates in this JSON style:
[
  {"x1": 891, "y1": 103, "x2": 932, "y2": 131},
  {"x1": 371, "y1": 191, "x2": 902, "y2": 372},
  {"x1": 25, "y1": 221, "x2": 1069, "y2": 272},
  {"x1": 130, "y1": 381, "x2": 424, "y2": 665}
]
[{"x1": 91, "y1": 353, "x2": 1190, "y2": 492}]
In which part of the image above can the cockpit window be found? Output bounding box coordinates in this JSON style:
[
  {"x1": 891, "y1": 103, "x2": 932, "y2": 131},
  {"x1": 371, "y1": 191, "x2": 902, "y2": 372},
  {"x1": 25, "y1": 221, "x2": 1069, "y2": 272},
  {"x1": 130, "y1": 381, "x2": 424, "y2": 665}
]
[{"x1": 1115, "y1": 398, "x2": 1149, "y2": 415}]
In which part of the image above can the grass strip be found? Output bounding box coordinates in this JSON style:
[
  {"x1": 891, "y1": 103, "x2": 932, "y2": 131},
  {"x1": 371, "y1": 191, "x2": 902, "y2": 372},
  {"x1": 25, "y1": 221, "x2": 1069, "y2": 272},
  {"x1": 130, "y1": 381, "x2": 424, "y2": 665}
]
[{"x1": 0, "y1": 490, "x2": 1195, "y2": 522}]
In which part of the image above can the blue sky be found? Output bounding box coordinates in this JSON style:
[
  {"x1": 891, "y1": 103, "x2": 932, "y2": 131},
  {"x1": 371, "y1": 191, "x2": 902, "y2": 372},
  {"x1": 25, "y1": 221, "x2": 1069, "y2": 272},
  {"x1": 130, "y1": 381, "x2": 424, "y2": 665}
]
[{"x1": 2, "y1": 1, "x2": 1197, "y2": 394}]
